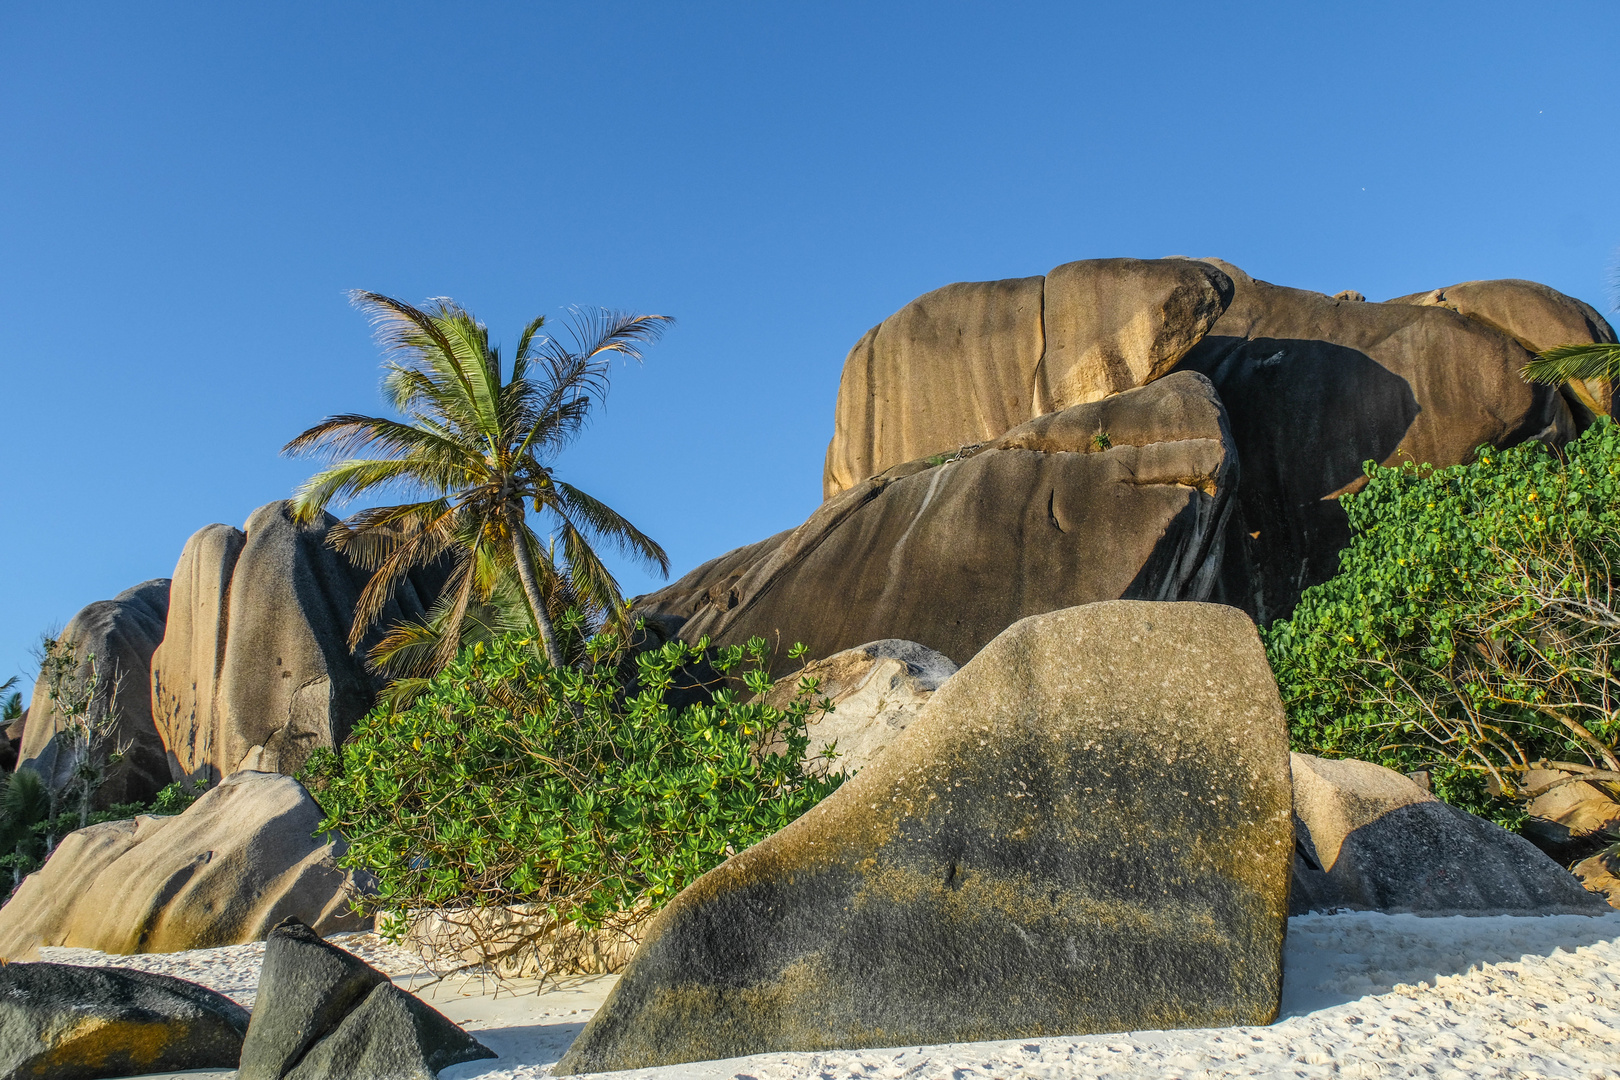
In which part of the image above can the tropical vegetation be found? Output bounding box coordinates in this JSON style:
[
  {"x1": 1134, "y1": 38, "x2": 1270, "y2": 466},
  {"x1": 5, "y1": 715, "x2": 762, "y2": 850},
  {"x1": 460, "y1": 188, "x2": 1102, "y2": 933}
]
[
  {"x1": 301, "y1": 620, "x2": 842, "y2": 973},
  {"x1": 1264, "y1": 418, "x2": 1620, "y2": 825},
  {"x1": 284, "y1": 293, "x2": 672, "y2": 674}
]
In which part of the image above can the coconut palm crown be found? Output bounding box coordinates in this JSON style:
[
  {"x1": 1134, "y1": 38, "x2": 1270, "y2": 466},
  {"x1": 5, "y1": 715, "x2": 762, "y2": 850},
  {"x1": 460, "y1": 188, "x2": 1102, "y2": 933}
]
[{"x1": 284, "y1": 292, "x2": 671, "y2": 670}]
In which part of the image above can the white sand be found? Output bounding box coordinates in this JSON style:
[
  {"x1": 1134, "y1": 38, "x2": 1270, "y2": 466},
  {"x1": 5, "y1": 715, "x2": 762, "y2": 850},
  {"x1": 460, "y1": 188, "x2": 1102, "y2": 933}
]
[{"x1": 45, "y1": 911, "x2": 1620, "y2": 1080}]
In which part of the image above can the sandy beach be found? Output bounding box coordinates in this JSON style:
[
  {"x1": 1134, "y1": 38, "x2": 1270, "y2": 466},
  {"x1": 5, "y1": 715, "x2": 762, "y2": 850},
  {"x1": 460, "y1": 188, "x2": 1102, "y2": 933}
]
[{"x1": 45, "y1": 909, "x2": 1620, "y2": 1080}]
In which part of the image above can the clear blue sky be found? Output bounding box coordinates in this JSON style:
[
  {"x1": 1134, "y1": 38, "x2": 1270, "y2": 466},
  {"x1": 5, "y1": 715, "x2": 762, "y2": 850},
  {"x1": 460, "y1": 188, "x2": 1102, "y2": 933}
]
[{"x1": 3, "y1": 1, "x2": 1617, "y2": 696}]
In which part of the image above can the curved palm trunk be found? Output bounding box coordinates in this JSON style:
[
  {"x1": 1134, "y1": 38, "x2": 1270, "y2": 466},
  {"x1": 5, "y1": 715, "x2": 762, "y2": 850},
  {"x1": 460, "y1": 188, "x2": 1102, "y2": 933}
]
[{"x1": 505, "y1": 502, "x2": 566, "y2": 668}]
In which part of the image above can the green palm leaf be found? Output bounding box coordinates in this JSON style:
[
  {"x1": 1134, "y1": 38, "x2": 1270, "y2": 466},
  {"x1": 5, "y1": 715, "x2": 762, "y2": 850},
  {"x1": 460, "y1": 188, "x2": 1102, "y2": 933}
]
[{"x1": 1522, "y1": 342, "x2": 1620, "y2": 385}]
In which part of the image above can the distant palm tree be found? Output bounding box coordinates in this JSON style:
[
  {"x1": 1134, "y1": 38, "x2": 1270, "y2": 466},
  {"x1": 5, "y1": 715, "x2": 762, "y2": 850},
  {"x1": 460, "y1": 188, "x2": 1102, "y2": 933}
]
[{"x1": 285, "y1": 292, "x2": 672, "y2": 670}]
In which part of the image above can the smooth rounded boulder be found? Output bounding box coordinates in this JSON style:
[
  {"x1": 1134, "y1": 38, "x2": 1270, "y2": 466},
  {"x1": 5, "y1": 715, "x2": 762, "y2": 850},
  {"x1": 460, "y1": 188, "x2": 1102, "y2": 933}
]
[
  {"x1": 18, "y1": 580, "x2": 172, "y2": 808},
  {"x1": 638, "y1": 372, "x2": 1237, "y2": 675},
  {"x1": 0, "y1": 772, "x2": 369, "y2": 959},
  {"x1": 0, "y1": 963, "x2": 248, "y2": 1080},
  {"x1": 1289, "y1": 753, "x2": 1610, "y2": 916},
  {"x1": 555, "y1": 600, "x2": 1294, "y2": 1073}
]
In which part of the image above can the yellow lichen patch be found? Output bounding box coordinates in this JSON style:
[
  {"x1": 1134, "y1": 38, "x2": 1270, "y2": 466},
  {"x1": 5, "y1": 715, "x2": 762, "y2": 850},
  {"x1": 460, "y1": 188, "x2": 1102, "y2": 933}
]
[{"x1": 31, "y1": 1016, "x2": 188, "y2": 1073}]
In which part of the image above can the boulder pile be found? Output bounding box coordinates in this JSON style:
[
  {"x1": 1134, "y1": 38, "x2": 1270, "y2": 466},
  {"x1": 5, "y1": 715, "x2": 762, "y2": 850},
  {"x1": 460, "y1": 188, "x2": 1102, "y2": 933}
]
[{"x1": 644, "y1": 258, "x2": 1614, "y2": 654}]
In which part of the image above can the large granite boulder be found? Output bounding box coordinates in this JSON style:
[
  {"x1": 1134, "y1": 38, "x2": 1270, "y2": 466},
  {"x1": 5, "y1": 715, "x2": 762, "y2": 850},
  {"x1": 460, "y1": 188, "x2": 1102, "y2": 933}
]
[
  {"x1": 759, "y1": 639, "x2": 957, "y2": 775},
  {"x1": 823, "y1": 258, "x2": 1233, "y2": 497},
  {"x1": 819, "y1": 258, "x2": 1604, "y2": 626},
  {"x1": 0, "y1": 772, "x2": 369, "y2": 959},
  {"x1": 1289, "y1": 753, "x2": 1610, "y2": 916},
  {"x1": 151, "y1": 502, "x2": 445, "y2": 784},
  {"x1": 637, "y1": 371, "x2": 1237, "y2": 674},
  {"x1": 1176, "y1": 260, "x2": 1583, "y2": 621},
  {"x1": 239, "y1": 918, "x2": 492, "y2": 1080},
  {"x1": 556, "y1": 601, "x2": 1294, "y2": 1073},
  {"x1": 18, "y1": 580, "x2": 172, "y2": 807},
  {"x1": 0, "y1": 962, "x2": 248, "y2": 1079}
]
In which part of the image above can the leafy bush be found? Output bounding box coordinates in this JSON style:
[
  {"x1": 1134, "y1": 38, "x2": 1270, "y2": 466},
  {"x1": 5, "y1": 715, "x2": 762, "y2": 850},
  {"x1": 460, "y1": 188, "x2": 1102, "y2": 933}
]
[
  {"x1": 301, "y1": 626, "x2": 843, "y2": 966},
  {"x1": 1264, "y1": 419, "x2": 1620, "y2": 823}
]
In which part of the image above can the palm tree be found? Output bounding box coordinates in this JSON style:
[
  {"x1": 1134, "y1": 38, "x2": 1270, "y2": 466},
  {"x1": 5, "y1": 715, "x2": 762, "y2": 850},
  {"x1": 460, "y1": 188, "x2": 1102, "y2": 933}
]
[{"x1": 284, "y1": 293, "x2": 672, "y2": 670}]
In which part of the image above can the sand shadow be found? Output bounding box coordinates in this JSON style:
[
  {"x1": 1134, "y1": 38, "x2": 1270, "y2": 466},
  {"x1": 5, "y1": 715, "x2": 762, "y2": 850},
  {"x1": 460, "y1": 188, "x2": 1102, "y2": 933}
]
[{"x1": 1276, "y1": 910, "x2": 1620, "y2": 1018}]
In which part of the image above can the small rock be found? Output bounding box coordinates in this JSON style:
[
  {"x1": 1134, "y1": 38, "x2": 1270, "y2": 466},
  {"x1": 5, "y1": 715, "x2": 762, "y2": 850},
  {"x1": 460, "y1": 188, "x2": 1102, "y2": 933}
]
[
  {"x1": 759, "y1": 639, "x2": 957, "y2": 774},
  {"x1": 0, "y1": 962, "x2": 248, "y2": 1080}
]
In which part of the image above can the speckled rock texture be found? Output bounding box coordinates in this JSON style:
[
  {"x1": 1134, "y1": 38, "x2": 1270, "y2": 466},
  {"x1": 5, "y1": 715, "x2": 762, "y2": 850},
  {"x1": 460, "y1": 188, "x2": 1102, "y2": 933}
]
[
  {"x1": 18, "y1": 579, "x2": 172, "y2": 808},
  {"x1": 634, "y1": 372, "x2": 1237, "y2": 676},
  {"x1": 0, "y1": 962, "x2": 248, "y2": 1080},
  {"x1": 1288, "y1": 753, "x2": 1610, "y2": 916},
  {"x1": 0, "y1": 772, "x2": 369, "y2": 960},
  {"x1": 555, "y1": 601, "x2": 1294, "y2": 1073},
  {"x1": 239, "y1": 918, "x2": 492, "y2": 1080}
]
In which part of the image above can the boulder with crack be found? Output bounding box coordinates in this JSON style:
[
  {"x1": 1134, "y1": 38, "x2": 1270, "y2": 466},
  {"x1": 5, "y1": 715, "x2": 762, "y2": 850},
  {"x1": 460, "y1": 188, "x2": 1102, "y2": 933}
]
[{"x1": 238, "y1": 917, "x2": 493, "y2": 1080}]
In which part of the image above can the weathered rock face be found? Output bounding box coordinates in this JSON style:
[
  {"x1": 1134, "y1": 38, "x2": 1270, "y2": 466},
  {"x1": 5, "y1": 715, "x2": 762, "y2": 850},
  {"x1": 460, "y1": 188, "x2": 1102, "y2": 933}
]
[
  {"x1": 1384, "y1": 277, "x2": 1616, "y2": 417},
  {"x1": 759, "y1": 639, "x2": 958, "y2": 775},
  {"x1": 19, "y1": 579, "x2": 172, "y2": 807},
  {"x1": 1174, "y1": 260, "x2": 1581, "y2": 622},
  {"x1": 823, "y1": 258, "x2": 1233, "y2": 498},
  {"x1": 0, "y1": 772, "x2": 369, "y2": 959},
  {"x1": 151, "y1": 502, "x2": 445, "y2": 784},
  {"x1": 1289, "y1": 753, "x2": 1610, "y2": 916},
  {"x1": 0, "y1": 962, "x2": 248, "y2": 1080},
  {"x1": 638, "y1": 372, "x2": 1237, "y2": 675},
  {"x1": 239, "y1": 918, "x2": 492, "y2": 1080},
  {"x1": 819, "y1": 257, "x2": 1601, "y2": 626},
  {"x1": 556, "y1": 601, "x2": 1294, "y2": 1073}
]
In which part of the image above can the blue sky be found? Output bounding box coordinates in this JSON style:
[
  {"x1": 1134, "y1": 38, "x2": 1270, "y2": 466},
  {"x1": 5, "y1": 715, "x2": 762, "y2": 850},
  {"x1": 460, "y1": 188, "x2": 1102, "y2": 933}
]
[{"x1": 3, "y1": 1, "x2": 1617, "y2": 695}]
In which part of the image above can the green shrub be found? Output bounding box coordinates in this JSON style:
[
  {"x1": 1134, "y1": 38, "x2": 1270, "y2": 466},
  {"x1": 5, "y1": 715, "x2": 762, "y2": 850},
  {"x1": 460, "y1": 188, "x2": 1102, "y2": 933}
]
[
  {"x1": 1264, "y1": 419, "x2": 1620, "y2": 824},
  {"x1": 301, "y1": 627, "x2": 843, "y2": 945}
]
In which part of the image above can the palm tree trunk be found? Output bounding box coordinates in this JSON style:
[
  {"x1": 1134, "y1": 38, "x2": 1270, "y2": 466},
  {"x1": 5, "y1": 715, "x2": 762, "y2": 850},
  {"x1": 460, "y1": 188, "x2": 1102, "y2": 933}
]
[{"x1": 505, "y1": 502, "x2": 566, "y2": 667}]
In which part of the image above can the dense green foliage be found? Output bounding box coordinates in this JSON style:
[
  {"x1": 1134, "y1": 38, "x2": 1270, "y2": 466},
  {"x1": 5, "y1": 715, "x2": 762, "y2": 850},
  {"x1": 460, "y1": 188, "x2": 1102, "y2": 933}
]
[
  {"x1": 0, "y1": 774, "x2": 199, "y2": 893},
  {"x1": 1265, "y1": 419, "x2": 1620, "y2": 823},
  {"x1": 302, "y1": 627, "x2": 844, "y2": 935}
]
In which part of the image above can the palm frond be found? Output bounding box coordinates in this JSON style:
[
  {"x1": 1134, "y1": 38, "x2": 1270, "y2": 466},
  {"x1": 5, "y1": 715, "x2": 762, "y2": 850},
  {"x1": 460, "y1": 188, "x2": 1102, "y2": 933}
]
[
  {"x1": 1522, "y1": 342, "x2": 1620, "y2": 386},
  {"x1": 549, "y1": 481, "x2": 670, "y2": 575}
]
